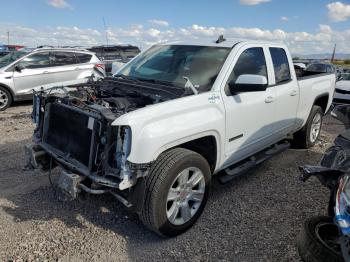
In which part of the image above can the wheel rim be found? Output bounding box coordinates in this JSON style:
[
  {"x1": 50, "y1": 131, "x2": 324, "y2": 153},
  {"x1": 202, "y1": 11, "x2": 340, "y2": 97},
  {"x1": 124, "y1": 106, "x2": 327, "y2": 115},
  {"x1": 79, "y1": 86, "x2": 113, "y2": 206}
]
[
  {"x1": 315, "y1": 221, "x2": 342, "y2": 255},
  {"x1": 0, "y1": 89, "x2": 9, "y2": 109},
  {"x1": 166, "y1": 167, "x2": 206, "y2": 226},
  {"x1": 310, "y1": 112, "x2": 322, "y2": 143}
]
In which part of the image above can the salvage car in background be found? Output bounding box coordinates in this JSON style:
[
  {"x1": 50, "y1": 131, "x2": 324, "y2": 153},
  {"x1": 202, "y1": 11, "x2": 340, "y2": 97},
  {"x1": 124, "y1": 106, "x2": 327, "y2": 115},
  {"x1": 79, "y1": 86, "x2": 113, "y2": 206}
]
[
  {"x1": 0, "y1": 47, "x2": 105, "y2": 110},
  {"x1": 298, "y1": 104, "x2": 350, "y2": 262},
  {"x1": 0, "y1": 45, "x2": 9, "y2": 58},
  {"x1": 88, "y1": 45, "x2": 140, "y2": 75},
  {"x1": 305, "y1": 62, "x2": 336, "y2": 74},
  {"x1": 26, "y1": 39, "x2": 335, "y2": 237},
  {"x1": 334, "y1": 73, "x2": 350, "y2": 104}
]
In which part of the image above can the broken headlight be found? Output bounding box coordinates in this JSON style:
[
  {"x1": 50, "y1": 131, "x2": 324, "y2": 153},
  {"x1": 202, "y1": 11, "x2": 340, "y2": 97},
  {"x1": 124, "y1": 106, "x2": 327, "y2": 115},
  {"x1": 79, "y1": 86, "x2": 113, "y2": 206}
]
[
  {"x1": 108, "y1": 126, "x2": 132, "y2": 171},
  {"x1": 335, "y1": 175, "x2": 350, "y2": 235},
  {"x1": 32, "y1": 92, "x2": 41, "y2": 125}
]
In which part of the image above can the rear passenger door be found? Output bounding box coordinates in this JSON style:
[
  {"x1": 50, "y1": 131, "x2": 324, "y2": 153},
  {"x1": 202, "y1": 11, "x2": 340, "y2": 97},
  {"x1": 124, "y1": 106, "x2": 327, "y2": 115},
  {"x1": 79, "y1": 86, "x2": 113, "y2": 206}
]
[
  {"x1": 268, "y1": 47, "x2": 298, "y2": 135},
  {"x1": 50, "y1": 52, "x2": 81, "y2": 82}
]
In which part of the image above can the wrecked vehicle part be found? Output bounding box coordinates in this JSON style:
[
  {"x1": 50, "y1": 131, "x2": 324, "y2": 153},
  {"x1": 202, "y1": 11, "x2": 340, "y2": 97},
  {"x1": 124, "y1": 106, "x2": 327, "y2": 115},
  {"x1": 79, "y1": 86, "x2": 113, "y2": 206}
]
[{"x1": 26, "y1": 77, "x2": 186, "y2": 207}]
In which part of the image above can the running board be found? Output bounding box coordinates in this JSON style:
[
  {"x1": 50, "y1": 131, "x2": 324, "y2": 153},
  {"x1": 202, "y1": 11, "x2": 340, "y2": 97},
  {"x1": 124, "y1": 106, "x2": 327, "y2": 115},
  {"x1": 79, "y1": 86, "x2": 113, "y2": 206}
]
[{"x1": 218, "y1": 142, "x2": 290, "y2": 184}]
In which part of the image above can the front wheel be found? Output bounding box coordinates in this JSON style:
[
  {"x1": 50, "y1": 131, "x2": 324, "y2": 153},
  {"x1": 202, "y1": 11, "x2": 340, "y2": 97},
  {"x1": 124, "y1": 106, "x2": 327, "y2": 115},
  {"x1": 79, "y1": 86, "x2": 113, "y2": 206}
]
[
  {"x1": 140, "y1": 148, "x2": 211, "y2": 237},
  {"x1": 297, "y1": 216, "x2": 343, "y2": 262},
  {"x1": 0, "y1": 86, "x2": 12, "y2": 111}
]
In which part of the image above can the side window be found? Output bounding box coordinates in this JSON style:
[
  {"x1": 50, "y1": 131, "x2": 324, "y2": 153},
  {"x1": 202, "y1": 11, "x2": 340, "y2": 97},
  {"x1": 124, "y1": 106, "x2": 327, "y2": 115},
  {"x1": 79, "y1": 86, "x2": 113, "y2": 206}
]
[
  {"x1": 226, "y1": 47, "x2": 267, "y2": 88},
  {"x1": 76, "y1": 53, "x2": 92, "y2": 64},
  {"x1": 269, "y1": 47, "x2": 291, "y2": 84},
  {"x1": 19, "y1": 52, "x2": 50, "y2": 69},
  {"x1": 51, "y1": 52, "x2": 77, "y2": 66}
]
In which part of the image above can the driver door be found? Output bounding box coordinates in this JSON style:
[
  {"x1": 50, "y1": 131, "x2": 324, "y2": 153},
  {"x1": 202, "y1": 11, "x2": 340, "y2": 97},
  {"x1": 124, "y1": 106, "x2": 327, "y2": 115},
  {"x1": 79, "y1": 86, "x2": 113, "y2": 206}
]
[
  {"x1": 221, "y1": 45, "x2": 277, "y2": 166},
  {"x1": 12, "y1": 52, "x2": 52, "y2": 94}
]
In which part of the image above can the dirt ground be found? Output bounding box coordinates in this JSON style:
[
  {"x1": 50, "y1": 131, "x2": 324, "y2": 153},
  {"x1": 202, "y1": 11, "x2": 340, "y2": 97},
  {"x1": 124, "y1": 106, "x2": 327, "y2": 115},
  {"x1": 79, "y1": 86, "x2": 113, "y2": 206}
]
[{"x1": 0, "y1": 102, "x2": 345, "y2": 261}]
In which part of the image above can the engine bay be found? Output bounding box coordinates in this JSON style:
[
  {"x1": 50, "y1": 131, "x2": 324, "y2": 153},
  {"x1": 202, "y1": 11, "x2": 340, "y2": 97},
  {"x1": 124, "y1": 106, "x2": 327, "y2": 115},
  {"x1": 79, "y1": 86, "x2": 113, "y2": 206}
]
[
  {"x1": 27, "y1": 76, "x2": 187, "y2": 194},
  {"x1": 38, "y1": 76, "x2": 186, "y2": 120}
]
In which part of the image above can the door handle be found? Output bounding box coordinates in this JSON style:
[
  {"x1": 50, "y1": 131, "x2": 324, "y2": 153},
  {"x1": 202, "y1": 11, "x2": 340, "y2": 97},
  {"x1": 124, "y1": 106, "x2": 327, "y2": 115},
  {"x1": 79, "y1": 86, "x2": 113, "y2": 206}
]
[
  {"x1": 290, "y1": 90, "x2": 298, "y2": 96},
  {"x1": 265, "y1": 96, "x2": 274, "y2": 103},
  {"x1": 42, "y1": 71, "x2": 50, "y2": 74},
  {"x1": 74, "y1": 67, "x2": 82, "y2": 70}
]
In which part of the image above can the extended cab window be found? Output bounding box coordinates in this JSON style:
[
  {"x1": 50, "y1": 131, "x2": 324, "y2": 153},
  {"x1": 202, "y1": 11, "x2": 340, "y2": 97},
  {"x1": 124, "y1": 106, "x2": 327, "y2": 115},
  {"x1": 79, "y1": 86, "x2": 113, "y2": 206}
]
[
  {"x1": 269, "y1": 48, "x2": 291, "y2": 84},
  {"x1": 51, "y1": 52, "x2": 77, "y2": 66},
  {"x1": 19, "y1": 52, "x2": 50, "y2": 69},
  {"x1": 226, "y1": 47, "x2": 267, "y2": 91}
]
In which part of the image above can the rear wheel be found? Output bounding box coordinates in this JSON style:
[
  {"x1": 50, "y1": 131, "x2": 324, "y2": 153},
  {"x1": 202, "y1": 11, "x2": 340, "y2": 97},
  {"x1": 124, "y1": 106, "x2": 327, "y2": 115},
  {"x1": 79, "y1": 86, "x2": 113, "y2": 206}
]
[
  {"x1": 140, "y1": 148, "x2": 211, "y2": 237},
  {"x1": 292, "y1": 105, "x2": 323, "y2": 148},
  {"x1": 0, "y1": 86, "x2": 11, "y2": 111},
  {"x1": 297, "y1": 216, "x2": 343, "y2": 262}
]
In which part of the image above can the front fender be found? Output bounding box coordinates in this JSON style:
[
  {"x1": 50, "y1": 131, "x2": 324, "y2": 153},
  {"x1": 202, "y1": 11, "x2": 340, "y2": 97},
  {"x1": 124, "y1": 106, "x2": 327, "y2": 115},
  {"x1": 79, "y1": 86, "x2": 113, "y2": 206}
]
[{"x1": 112, "y1": 92, "x2": 225, "y2": 165}]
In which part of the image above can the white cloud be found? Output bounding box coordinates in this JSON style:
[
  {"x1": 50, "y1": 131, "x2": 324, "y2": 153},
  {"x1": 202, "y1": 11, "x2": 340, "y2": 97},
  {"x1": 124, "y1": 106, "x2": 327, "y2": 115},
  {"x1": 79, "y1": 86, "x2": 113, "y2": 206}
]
[
  {"x1": 327, "y1": 2, "x2": 350, "y2": 22},
  {"x1": 148, "y1": 19, "x2": 169, "y2": 27},
  {"x1": 47, "y1": 0, "x2": 72, "y2": 9},
  {"x1": 281, "y1": 16, "x2": 289, "y2": 21},
  {"x1": 319, "y1": 24, "x2": 332, "y2": 34},
  {"x1": 239, "y1": 0, "x2": 271, "y2": 6},
  {"x1": 0, "y1": 22, "x2": 347, "y2": 55}
]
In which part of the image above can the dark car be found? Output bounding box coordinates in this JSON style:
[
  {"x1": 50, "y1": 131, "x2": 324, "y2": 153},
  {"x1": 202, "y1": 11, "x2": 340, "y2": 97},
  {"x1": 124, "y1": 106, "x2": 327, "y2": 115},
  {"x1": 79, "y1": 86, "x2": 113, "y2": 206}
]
[
  {"x1": 88, "y1": 45, "x2": 140, "y2": 75},
  {"x1": 0, "y1": 45, "x2": 9, "y2": 58},
  {"x1": 305, "y1": 63, "x2": 335, "y2": 74}
]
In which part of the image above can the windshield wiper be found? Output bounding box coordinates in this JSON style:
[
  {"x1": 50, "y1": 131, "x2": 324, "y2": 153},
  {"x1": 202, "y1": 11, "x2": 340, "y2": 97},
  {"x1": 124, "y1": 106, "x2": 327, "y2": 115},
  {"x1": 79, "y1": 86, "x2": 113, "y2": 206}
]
[
  {"x1": 134, "y1": 77, "x2": 178, "y2": 87},
  {"x1": 112, "y1": 74, "x2": 183, "y2": 97},
  {"x1": 115, "y1": 74, "x2": 181, "y2": 89},
  {"x1": 114, "y1": 74, "x2": 138, "y2": 81}
]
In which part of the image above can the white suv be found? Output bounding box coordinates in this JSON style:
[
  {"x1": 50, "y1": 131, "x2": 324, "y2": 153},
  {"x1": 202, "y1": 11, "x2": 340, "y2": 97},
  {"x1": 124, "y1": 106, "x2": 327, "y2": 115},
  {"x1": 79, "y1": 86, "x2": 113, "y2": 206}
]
[{"x1": 0, "y1": 47, "x2": 105, "y2": 110}]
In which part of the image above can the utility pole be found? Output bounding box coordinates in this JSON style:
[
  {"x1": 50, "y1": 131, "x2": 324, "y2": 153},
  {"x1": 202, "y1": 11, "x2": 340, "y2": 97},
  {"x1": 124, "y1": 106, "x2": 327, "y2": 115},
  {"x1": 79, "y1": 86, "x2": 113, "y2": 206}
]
[
  {"x1": 331, "y1": 44, "x2": 336, "y2": 63},
  {"x1": 102, "y1": 18, "x2": 109, "y2": 46},
  {"x1": 7, "y1": 31, "x2": 9, "y2": 45}
]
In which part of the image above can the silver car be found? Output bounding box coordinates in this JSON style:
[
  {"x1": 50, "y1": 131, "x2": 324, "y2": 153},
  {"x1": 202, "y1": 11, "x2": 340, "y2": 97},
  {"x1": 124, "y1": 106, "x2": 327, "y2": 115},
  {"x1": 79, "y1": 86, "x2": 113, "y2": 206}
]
[{"x1": 0, "y1": 47, "x2": 105, "y2": 110}]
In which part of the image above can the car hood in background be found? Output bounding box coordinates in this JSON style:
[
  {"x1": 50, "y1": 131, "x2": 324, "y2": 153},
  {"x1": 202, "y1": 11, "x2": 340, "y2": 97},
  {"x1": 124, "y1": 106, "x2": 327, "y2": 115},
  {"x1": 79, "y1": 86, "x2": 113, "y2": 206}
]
[{"x1": 336, "y1": 81, "x2": 350, "y2": 91}]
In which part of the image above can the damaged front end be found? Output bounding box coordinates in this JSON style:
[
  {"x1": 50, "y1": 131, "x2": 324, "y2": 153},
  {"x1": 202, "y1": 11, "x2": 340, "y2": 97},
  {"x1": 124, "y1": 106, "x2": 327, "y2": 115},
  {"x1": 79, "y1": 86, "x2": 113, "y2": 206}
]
[{"x1": 25, "y1": 77, "x2": 184, "y2": 208}]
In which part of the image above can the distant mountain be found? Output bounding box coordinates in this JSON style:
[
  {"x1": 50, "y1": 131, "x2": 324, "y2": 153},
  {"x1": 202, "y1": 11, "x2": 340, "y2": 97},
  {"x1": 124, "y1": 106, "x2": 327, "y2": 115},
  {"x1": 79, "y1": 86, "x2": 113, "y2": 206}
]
[{"x1": 293, "y1": 53, "x2": 350, "y2": 60}]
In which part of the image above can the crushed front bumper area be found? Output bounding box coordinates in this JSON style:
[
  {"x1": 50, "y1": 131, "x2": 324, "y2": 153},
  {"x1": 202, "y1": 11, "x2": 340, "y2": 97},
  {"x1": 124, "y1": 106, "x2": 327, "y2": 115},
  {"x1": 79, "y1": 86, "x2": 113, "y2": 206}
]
[{"x1": 24, "y1": 143, "x2": 148, "y2": 209}]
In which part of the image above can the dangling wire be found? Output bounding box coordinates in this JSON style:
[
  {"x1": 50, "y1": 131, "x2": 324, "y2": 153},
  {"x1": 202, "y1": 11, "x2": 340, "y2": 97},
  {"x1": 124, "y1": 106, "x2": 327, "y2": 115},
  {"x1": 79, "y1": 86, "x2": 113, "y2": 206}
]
[{"x1": 48, "y1": 156, "x2": 57, "y2": 197}]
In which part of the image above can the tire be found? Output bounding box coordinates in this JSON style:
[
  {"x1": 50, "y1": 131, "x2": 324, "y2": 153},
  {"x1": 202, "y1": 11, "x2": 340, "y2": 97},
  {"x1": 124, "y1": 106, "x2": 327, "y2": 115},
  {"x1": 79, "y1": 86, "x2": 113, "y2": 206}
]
[
  {"x1": 0, "y1": 86, "x2": 12, "y2": 111},
  {"x1": 292, "y1": 105, "x2": 323, "y2": 149},
  {"x1": 140, "y1": 148, "x2": 211, "y2": 237},
  {"x1": 297, "y1": 216, "x2": 343, "y2": 262}
]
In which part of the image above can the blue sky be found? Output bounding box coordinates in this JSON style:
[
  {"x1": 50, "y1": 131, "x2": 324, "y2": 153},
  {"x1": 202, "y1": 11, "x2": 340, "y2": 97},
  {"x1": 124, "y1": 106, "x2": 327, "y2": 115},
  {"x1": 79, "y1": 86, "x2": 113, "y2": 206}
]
[{"x1": 1, "y1": 0, "x2": 350, "y2": 54}]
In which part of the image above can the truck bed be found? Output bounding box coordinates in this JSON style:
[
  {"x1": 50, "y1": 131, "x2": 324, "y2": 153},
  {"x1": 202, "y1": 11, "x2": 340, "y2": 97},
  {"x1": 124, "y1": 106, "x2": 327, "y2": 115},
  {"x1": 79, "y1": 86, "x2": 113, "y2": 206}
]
[
  {"x1": 296, "y1": 71, "x2": 336, "y2": 129},
  {"x1": 296, "y1": 70, "x2": 333, "y2": 80}
]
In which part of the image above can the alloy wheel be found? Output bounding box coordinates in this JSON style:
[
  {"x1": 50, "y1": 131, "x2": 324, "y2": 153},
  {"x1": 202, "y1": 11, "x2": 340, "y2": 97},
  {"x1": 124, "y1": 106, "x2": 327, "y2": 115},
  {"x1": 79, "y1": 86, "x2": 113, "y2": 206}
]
[{"x1": 166, "y1": 167, "x2": 206, "y2": 226}]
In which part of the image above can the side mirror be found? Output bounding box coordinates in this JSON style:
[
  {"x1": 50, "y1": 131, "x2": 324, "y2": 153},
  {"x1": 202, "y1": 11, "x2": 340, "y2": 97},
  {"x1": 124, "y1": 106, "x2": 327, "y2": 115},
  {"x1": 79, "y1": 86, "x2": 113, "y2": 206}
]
[
  {"x1": 14, "y1": 64, "x2": 25, "y2": 72},
  {"x1": 229, "y1": 74, "x2": 268, "y2": 93}
]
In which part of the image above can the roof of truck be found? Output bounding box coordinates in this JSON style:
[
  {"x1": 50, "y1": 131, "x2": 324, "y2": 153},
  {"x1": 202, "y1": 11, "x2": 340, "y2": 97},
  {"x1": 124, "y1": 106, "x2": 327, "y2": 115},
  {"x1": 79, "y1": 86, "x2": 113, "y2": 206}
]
[{"x1": 158, "y1": 39, "x2": 284, "y2": 48}]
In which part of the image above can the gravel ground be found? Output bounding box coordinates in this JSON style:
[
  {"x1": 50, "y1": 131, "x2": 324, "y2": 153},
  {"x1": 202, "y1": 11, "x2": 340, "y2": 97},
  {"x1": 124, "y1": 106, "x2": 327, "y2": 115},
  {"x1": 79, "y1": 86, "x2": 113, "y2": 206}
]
[{"x1": 0, "y1": 102, "x2": 345, "y2": 261}]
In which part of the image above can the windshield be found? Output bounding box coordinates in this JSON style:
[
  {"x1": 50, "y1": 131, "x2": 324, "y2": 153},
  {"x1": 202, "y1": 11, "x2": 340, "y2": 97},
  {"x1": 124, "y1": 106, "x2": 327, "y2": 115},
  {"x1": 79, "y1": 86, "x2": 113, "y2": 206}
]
[
  {"x1": 117, "y1": 45, "x2": 231, "y2": 91},
  {"x1": 0, "y1": 51, "x2": 29, "y2": 68}
]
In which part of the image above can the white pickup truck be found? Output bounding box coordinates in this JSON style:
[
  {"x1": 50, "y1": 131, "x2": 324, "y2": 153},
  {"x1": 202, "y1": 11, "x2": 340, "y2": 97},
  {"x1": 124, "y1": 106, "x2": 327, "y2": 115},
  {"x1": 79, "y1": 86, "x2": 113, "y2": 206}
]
[{"x1": 26, "y1": 38, "x2": 335, "y2": 237}]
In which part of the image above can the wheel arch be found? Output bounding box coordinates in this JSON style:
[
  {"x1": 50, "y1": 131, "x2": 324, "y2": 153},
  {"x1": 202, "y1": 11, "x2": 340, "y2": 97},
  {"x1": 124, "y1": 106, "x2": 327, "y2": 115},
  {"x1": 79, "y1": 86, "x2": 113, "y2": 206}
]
[
  {"x1": 313, "y1": 93, "x2": 330, "y2": 114},
  {"x1": 0, "y1": 83, "x2": 14, "y2": 102},
  {"x1": 153, "y1": 132, "x2": 221, "y2": 174},
  {"x1": 175, "y1": 135, "x2": 218, "y2": 173}
]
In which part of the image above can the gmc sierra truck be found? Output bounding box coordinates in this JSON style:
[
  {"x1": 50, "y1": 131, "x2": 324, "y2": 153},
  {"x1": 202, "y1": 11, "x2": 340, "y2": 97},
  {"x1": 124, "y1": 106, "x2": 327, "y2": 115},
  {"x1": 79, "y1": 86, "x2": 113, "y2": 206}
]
[{"x1": 25, "y1": 38, "x2": 336, "y2": 237}]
